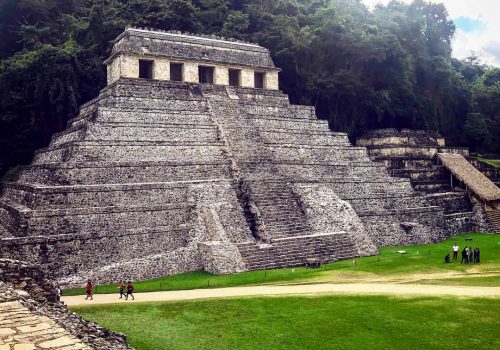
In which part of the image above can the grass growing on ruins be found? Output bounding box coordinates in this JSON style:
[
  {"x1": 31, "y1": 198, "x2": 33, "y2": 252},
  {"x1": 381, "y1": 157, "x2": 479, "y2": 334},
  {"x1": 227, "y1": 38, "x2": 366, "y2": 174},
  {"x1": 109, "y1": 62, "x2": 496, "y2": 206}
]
[
  {"x1": 64, "y1": 233, "x2": 500, "y2": 296},
  {"x1": 72, "y1": 295, "x2": 500, "y2": 350},
  {"x1": 478, "y1": 157, "x2": 500, "y2": 168}
]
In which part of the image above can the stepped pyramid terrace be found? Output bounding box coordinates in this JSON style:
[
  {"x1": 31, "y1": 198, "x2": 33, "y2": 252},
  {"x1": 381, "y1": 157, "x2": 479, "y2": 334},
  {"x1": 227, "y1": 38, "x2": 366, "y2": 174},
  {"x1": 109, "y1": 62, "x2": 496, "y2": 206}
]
[
  {"x1": 357, "y1": 129, "x2": 499, "y2": 233},
  {"x1": 0, "y1": 28, "x2": 477, "y2": 286}
]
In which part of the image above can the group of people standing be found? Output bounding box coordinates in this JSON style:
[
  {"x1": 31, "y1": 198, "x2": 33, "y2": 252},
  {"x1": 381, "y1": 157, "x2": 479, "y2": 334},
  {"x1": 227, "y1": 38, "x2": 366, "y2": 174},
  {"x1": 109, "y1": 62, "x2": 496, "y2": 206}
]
[
  {"x1": 451, "y1": 243, "x2": 480, "y2": 264},
  {"x1": 84, "y1": 280, "x2": 135, "y2": 300}
]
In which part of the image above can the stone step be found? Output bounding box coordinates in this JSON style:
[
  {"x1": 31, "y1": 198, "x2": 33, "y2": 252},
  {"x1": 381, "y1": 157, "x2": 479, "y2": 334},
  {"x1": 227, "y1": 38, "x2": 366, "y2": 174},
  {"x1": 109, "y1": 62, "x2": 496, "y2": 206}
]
[
  {"x1": 425, "y1": 192, "x2": 472, "y2": 214},
  {"x1": 359, "y1": 207, "x2": 445, "y2": 246},
  {"x1": 237, "y1": 232, "x2": 359, "y2": 270},
  {"x1": 18, "y1": 161, "x2": 232, "y2": 185},
  {"x1": 0, "y1": 222, "x2": 9, "y2": 236},
  {"x1": 390, "y1": 167, "x2": 446, "y2": 180},
  {"x1": 244, "y1": 181, "x2": 312, "y2": 239},
  {"x1": 50, "y1": 124, "x2": 87, "y2": 146},
  {"x1": 375, "y1": 157, "x2": 437, "y2": 170},
  {"x1": 1, "y1": 225, "x2": 194, "y2": 274},
  {"x1": 89, "y1": 107, "x2": 213, "y2": 126},
  {"x1": 32, "y1": 142, "x2": 226, "y2": 164},
  {"x1": 272, "y1": 163, "x2": 394, "y2": 181},
  {"x1": 2, "y1": 179, "x2": 230, "y2": 209},
  {"x1": 346, "y1": 195, "x2": 431, "y2": 212},
  {"x1": 107, "y1": 96, "x2": 208, "y2": 111},
  {"x1": 443, "y1": 211, "x2": 477, "y2": 233},
  {"x1": 486, "y1": 210, "x2": 500, "y2": 233},
  {"x1": 242, "y1": 131, "x2": 350, "y2": 147},
  {"x1": 244, "y1": 104, "x2": 317, "y2": 120},
  {"x1": 53, "y1": 122, "x2": 219, "y2": 145},
  {"x1": 250, "y1": 116, "x2": 330, "y2": 131},
  {"x1": 413, "y1": 180, "x2": 451, "y2": 193},
  {"x1": 356, "y1": 206, "x2": 443, "y2": 217},
  {"x1": 0, "y1": 199, "x2": 192, "y2": 236}
]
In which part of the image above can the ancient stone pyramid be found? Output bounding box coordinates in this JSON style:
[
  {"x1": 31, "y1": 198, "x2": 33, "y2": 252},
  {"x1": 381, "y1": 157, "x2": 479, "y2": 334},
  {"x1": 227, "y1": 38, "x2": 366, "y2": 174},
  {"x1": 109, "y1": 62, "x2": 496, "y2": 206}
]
[{"x1": 0, "y1": 28, "x2": 447, "y2": 285}]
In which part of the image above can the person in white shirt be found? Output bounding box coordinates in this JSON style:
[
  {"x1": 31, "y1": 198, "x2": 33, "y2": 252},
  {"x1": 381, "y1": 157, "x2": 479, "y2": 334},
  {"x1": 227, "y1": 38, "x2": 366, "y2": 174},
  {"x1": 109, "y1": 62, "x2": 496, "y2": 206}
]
[{"x1": 452, "y1": 243, "x2": 459, "y2": 260}]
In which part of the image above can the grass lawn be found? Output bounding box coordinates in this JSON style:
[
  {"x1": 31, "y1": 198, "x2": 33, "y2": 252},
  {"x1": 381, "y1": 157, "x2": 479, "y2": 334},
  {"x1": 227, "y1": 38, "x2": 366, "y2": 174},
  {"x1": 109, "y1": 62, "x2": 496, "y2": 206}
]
[
  {"x1": 71, "y1": 295, "x2": 500, "y2": 350},
  {"x1": 408, "y1": 275, "x2": 500, "y2": 287},
  {"x1": 64, "y1": 233, "x2": 500, "y2": 296}
]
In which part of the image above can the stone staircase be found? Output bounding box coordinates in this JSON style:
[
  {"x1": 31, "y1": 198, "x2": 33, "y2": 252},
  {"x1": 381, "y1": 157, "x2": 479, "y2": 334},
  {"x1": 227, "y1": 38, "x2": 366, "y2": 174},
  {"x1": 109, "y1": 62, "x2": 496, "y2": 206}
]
[
  {"x1": 206, "y1": 85, "x2": 445, "y2": 250},
  {"x1": 486, "y1": 210, "x2": 500, "y2": 233},
  {"x1": 237, "y1": 232, "x2": 358, "y2": 270},
  {"x1": 246, "y1": 180, "x2": 312, "y2": 238}
]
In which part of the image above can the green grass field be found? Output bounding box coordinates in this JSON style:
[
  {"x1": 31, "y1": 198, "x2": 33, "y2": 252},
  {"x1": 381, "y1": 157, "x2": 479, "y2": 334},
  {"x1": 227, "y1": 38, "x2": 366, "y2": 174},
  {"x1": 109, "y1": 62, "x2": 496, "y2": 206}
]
[
  {"x1": 71, "y1": 295, "x2": 500, "y2": 350},
  {"x1": 64, "y1": 233, "x2": 500, "y2": 296}
]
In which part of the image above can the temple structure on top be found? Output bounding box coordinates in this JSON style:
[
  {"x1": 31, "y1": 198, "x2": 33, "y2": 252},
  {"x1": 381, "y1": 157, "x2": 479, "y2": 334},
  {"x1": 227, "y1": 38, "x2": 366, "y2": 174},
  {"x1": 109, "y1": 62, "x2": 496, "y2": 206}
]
[
  {"x1": 104, "y1": 28, "x2": 280, "y2": 89},
  {"x1": 1, "y1": 28, "x2": 492, "y2": 287}
]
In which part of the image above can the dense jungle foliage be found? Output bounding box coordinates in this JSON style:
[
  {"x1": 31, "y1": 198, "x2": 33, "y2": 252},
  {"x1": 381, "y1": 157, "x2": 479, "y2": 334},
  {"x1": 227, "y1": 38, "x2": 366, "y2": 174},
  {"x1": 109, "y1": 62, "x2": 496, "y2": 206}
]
[{"x1": 1, "y1": 0, "x2": 499, "y2": 177}]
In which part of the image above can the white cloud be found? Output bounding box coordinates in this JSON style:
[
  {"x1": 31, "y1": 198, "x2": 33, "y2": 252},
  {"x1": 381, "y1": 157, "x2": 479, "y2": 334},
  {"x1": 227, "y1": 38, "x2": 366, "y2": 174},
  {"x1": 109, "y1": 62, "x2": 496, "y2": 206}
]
[{"x1": 361, "y1": 0, "x2": 500, "y2": 66}]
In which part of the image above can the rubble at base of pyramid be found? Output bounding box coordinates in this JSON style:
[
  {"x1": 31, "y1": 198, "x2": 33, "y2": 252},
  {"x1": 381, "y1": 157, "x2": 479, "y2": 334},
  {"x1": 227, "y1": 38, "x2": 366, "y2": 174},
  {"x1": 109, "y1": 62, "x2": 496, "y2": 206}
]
[{"x1": 0, "y1": 28, "x2": 465, "y2": 287}]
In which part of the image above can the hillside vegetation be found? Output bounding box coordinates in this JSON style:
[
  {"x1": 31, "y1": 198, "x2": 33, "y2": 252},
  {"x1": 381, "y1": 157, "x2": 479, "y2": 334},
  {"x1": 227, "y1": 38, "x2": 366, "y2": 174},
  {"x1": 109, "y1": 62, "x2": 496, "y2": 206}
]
[{"x1": 1, "y1": 0, "x2": 499, "y2": 177}]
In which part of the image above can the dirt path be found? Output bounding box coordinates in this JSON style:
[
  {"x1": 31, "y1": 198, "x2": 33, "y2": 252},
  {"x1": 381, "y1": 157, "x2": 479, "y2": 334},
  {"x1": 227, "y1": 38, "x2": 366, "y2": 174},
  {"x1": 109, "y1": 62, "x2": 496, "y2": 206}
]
[{"x1": 63, "y1": 283, "x2": 500, "y2": 307}]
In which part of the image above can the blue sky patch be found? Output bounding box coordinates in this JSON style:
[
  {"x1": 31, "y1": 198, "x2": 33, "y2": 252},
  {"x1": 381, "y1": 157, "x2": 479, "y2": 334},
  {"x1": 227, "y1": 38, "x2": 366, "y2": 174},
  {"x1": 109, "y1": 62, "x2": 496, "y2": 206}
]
[{"x1": 454, "y1": 16, "x2": 487, "y2": 33}]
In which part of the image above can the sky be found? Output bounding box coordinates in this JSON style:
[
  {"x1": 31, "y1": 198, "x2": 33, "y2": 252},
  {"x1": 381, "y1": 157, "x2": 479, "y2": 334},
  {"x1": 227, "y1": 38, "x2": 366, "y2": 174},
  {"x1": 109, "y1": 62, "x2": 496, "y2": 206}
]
[{"x1": 361, "y1": 0, "x2": 500, "y2": 67}]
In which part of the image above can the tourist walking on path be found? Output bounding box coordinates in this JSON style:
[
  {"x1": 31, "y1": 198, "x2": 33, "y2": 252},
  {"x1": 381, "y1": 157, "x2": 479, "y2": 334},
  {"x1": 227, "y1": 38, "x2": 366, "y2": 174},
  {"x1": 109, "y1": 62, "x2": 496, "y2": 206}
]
[
  {"x1": 118, "y1": 280, "x2": 126, "y2": 299},
  {"x1": 85, "y1": 281, "x2": 93, "y2": 300},
  {"x1": 125, "y1": 281, "x2": 135, "y2": 300},
  {"x1": 452, "y1": 243, "x2": 459, "y2": 260}
]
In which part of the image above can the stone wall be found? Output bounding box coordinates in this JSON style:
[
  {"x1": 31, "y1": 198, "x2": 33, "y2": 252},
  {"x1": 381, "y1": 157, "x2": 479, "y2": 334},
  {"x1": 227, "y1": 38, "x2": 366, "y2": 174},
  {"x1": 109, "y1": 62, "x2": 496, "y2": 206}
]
[
  {"x1": 292, "y1": 184, "x2": 377, "y2": 256},
  {"x1": 108, "y1": 53, "x2": 280, "y2": 90},
  {"x1": 106, "y1": 29, "x2": 280, "y2": 89}
]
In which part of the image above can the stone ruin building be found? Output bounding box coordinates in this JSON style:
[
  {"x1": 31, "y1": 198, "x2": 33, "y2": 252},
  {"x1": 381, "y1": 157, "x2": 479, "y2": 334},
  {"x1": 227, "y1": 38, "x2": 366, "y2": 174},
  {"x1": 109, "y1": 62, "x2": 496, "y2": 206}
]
[
  {"x1": 357, "y1": 129, "x2": 500, "y2": 233},
  {"x1": 0, "y1": 28, "x2": 492, "y2": 286}
]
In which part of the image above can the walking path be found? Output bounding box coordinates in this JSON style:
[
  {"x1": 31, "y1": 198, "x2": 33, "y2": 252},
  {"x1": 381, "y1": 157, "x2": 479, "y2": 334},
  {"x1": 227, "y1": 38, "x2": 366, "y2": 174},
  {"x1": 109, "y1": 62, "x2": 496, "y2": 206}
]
[{"x1": 62, "y1": 282, "x2": 500, "y2": 307}]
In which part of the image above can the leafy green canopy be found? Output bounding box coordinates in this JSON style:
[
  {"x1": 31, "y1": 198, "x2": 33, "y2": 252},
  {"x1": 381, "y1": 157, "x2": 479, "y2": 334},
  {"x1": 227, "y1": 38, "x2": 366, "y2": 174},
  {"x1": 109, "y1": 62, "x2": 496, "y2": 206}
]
[{"x1": 0, "y1": 0, "x2": 499, "y2": 176}]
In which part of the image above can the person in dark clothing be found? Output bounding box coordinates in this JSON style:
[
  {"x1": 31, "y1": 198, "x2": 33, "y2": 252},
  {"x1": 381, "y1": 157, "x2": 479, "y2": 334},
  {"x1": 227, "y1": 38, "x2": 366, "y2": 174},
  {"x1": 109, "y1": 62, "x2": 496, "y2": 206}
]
[
  {"x1": 118, "y1": 280, "x2": 126, "y2": 299},
  {"x1": 469, "y1": 246, "x2": 474, "y2": 263},
  {"x1": 461, "y1": 248, "x2": 467, "y2": 264},
  {"x1": 444, "y1": 254, "x2": 451, "y2": 263},
  {"x1": 125, "y1": 281, "x2": 135, "y2": 300},
  {"x1": 476, "y1": 248, "x2": 480, "y2": 263}
]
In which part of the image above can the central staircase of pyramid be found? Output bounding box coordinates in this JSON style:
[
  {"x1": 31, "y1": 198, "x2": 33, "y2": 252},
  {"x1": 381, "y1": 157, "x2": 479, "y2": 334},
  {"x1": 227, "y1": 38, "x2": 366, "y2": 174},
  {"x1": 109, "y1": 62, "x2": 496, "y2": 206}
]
[
  {"x1": 203, "y1": 84, "x2": 445, "y2": 257},
  {"x1": 0, "y1": 79, "x2": 447, "y2": 284}
]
